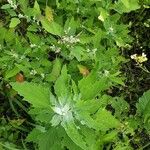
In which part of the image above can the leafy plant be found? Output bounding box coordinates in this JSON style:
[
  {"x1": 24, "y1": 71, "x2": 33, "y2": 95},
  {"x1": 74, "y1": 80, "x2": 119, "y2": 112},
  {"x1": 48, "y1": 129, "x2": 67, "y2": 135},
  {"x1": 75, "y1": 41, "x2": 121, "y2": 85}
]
[{"x1": 0, "y1": 0, "x2": 150, "y2": 149}]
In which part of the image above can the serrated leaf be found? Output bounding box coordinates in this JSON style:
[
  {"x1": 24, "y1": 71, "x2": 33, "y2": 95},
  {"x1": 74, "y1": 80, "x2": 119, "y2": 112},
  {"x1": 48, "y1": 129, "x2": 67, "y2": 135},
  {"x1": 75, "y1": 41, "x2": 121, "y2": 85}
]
[
  {"x1": 40, "y1": 17, "x2": 63, "y2": 36},
  {"x1": 78, "y1": 67, "x2": 110, "y2": 100},
  {"x1": 75, "y1": 111, "x2": 100, "y2": 130},
  {"x1": 114, "y1": 0, "x2": 140, "y2": 13},
  {"x1": 51, "y1": 114, "x2": 62, "y2": 126},
  {"x1": 26, "y1": 128, "x2": 42, "y2": 143},
  {"x1": 38, "y1": 127, "x2": 62, "y2": 150},
  {"x1": 45, "y1": 6, "x2": 53, "y2": 22},
  {"x1": 64, "y1": 17, "x2": 78, "y2": 35},
  {"x1": 62, "y1": 121, "x2": 87, "y2": 150},
  {"x1": 5, "y1": 67, "x2": 20, "y2": 79},
  {"x1": 98, "y1": 8, "x2": 109, "y2": 22},
  {"x1": 111, "y1": 97, "x2": 129, "y2": 118},
  {"x1": 10, "y1": 82, "x2": 50, "y2": 108},
  {"x1": 9, "y1": 18, "x2": 20, "y2": 28},
  {"x1": 46, "y1": 58, "x2": 62, "y2": 82},
  {"x1": 95, "y1": 109, "x2": 120, "y2": 131},
  {"x1": 70, "y1": 46, "x2": 86, "y2": 61},
  {"x1": 136, "y1": 90, "x2": 150, "y2": 122},
  {"x1": 54, "y1": 65, "x2": 71, "y2": 97},
  {"x1": 34, "y1": 1, "x2": 41, "y2": 16},
  {"x1": 1, "y1": 4, "x2": 11, "y2": 9}
]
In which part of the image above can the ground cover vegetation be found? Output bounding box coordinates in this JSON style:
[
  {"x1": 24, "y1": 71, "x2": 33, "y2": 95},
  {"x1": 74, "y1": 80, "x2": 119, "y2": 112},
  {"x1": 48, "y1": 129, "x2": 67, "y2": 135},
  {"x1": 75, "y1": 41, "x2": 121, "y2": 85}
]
[{"x1": 0, "y1": 0, "x2": 150, "y2": 149}]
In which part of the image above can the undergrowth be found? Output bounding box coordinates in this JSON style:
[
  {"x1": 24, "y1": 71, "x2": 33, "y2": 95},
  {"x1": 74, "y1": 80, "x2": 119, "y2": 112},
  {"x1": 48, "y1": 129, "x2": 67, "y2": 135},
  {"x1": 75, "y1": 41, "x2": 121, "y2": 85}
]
[{"x1": 0, "y1": 0, "x2": 150, "y2": 150}]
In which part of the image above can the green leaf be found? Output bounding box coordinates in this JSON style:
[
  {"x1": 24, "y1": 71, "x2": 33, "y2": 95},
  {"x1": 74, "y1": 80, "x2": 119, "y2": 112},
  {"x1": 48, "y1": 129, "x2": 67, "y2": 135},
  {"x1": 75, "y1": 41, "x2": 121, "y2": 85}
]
[
  {"x1": 46, "y1": 58, "x2": 62, "y2": 82},
  {"x1": 26, "y1": 128, "x2": 42, "y2": 143},
  {"x1": 40, "y1": 17, "x2": 63, "y2": 36},
  {"x1": 38, "y1": 127, "x2": 62, "y2": 150},
  {"x1": 70, "y1": 46, "x2": 86, "y2": 61},
  {"x1": 78, "y1": 67, "x2": 110, "y2": 100},
  {"x1": 62, "y1": 121, "x2": 87, "y2": 150},
  {"x1": 62, "y1": 130, "x2": 82, "y2": 150},
  {"x1": 9, "y1": 18, "x2": 20, "y2": 28},
  {"x1": 45, "y1": 6, "x2": 53, "y2": 22},
  {"x1": 95, "y1": 109, "x2": 120, "y2": 131},
  {"x1": 33, "y1": 1, "x2": 41, "y2": 16},
  {"x1": 10, "y1": 82, "x2": 50, "y2": 108},
  {"x1": 111, "y1": 97, "x2": 129, "y2": 118},
  {"x1": 75, "y1": 111, "x2": 100, "y2": 131},
  {"x1": 98, "y1": 8, "x2": 109, "y2": 22},
  {"x1": 1, "y1": 4, "x2": 11, "y2": 9},
  {"x1": 5, "y1": 67, "x2": 20, "y2": 79},
  {"x1": 54, "y1": 65, "x2": 71, "y2": 97},
  {"x1": 64, "y1": 17, "x2": 78, "y2": 35},
  {"x1": 136, "y1": 90, "x2": 150, "y2": 122},
  {"x1": 51, "y1": 114, "x2": 62, "y2": 126},
  {"x1": 114, "y1": 0, "x2": 140, "y2": 13}
]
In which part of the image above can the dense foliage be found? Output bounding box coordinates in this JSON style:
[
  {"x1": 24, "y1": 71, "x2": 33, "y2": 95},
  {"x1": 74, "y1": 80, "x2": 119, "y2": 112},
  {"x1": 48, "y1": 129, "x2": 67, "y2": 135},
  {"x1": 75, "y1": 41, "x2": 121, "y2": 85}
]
[{"x1": 0, "y1": 0, "x2": 150, "y2": 149}]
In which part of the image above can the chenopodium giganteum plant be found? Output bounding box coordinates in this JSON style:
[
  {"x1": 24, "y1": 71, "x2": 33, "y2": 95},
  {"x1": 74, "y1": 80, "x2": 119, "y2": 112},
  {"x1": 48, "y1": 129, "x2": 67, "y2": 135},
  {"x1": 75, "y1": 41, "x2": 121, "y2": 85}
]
[
  {"x1": 2, "y1": 0, "x2": 147, "y2": 149},
  {"x1": 11, "y1": 65, "x2": 123, "y2": 150}
]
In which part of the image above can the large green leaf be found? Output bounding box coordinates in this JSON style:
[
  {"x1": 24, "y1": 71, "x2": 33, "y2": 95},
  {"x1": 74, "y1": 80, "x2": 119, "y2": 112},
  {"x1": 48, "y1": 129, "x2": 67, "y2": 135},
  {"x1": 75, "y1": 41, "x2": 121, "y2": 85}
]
[
  {"x1": 9, "y1": 18, "x2": 21, "y2": 28},
  {"x1": 78, "y1": 68, "x2": 110, "y2": 100},
  {"x1": 5, "y1": 67, "x2": 20, "y2": 79},
  {"x1": 46, "y1": 58, "x2": 62, "y2": 82},
  {"x1": 40, "y1": 17, "x2": 63, "y2": 36},
  {"x1": 10, "y1": 82, "x2": 50, "y2": 108},
  {"x1": 54, "y1": 65, "x2": 71, "y2": 97},
  {"x1": 136, "y1": 90, "x2": 150, "y2": 122},
  {"x1": 62, "y1": 121, "x2": 87, "y2": 150},
  {"x1": 114, "y1": 0, "x2": 140, "y2": 13},
  {"x1": 95, "y1": 109, "x2": 120, "y2": 131},
  {"x1": 33, "y1": 1, "x2": 41, "y2": 16},
  {"x1": 38, "y1": 127, "x2": 62, "y2": 150}
]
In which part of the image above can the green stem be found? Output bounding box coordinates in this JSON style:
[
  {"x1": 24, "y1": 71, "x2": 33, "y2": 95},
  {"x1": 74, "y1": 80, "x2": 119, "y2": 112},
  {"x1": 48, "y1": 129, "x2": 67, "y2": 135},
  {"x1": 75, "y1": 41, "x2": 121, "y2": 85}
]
[{"x1": 142, "y1": 142, "x2": 150, "y2": 149}]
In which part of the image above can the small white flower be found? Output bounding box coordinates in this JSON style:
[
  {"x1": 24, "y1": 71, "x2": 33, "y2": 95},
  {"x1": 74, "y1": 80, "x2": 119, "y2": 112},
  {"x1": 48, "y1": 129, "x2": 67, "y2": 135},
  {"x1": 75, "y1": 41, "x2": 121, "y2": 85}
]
[
  {"x1": 131, "y1": 54, "x2": 137, "y2": 59},
  {"x1": 18, "y1": 14, "x2": 24, "y2": 18},
  {"x1": 7, "y1": 0, "x2": 17, "y2": 9},
  {"x1": 30, "y1": 70, "x2": 37, "y2": 75},
  {"x1": 60, "y1": 35, "x2": 80, "y2": 44},
  {"x1": 142, "y1": 52, "x2": 146, "y2": 57},
  {"x1": 41, "y1": 73, "x2": 45, "y2": 78},
  {"x1": 50, "y1": 45, "x2": 61, "y2": 53},
  {"x1": 131, "y1": 53, "x2": 148, "y2": 64},
  {"x1": 30, "y1": 43, "x2": 37, "y2": 48}
]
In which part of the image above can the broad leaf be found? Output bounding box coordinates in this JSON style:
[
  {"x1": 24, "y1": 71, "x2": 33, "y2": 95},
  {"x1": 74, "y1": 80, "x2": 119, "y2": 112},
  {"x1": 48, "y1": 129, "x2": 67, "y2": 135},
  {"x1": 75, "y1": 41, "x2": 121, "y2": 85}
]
[
  {"x1": 78, "y1": 67, "x2": 110, "y2": 100},
  {"x1": 62, "y1": 121, "x2": 87, "y2": 150},
  {"x1": 54, "y1": 65, "x2": 71, "y2": 97},
  {"x1": 9, "y1": 18, "x2": 20, "y2": 28},
  {"x1": 33, "y1": 1, "x2": 41, "y2": 16},
  {"x1": 114, "y1": 0, "x2": 140, "y2": 13},
  {"x1": 46, "y1": 58, "x2": 62, "y2": 82},
  {"x1": 38, "y1": 127, "x2": 62, "y2": 150},
  {"x1": 45, "y1": 6, "x2": 53, "y2": 22},
  {"x1": 10, "y1": 82, "x2": 50, "y2": 108},
  {"x1": 136, "y1": 90, "x2": 150, "y2": 122},
  {"x1": 5, "y1": 67, "x2": 20, "y2": 79},
  {"x1": 40, "y1": 17, "x2": 63, "y2": 36},
  {"x1": 95, "y1": 109, "x2": 120, "y2": 131}
]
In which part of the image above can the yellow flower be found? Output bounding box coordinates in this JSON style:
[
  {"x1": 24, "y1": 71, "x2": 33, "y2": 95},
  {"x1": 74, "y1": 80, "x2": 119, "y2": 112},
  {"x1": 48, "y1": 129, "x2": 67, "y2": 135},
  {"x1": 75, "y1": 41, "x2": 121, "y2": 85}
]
[{"x1": 131, "y1": 53, "x2": 148, "y2": 64}]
